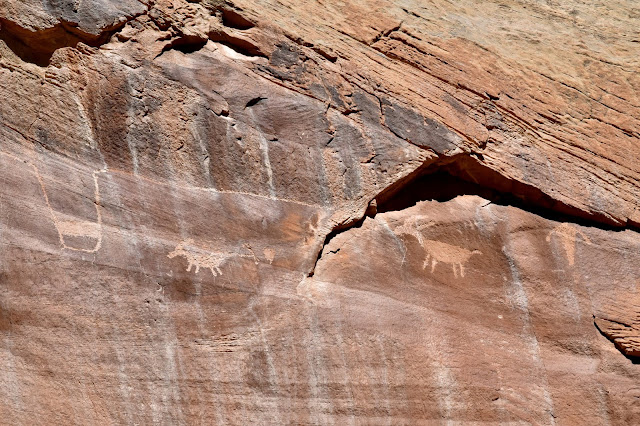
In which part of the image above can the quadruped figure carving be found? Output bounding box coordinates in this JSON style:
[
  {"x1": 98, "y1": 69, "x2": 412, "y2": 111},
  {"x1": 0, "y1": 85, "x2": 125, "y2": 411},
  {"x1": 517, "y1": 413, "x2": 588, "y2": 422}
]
[
  {"x1": 168, "y1": 239, "x2": 262, "y2": 276},
  {"x1": 421, "y1": 240, "x2": 482, "y2": 278},
  {"x1": 395, "y1": 217, "x2": 482, "y2": 278}
]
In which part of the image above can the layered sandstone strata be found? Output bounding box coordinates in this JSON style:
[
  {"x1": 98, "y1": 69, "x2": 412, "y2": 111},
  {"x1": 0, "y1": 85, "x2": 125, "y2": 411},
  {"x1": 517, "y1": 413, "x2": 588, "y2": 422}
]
[{"x1": 1, "y1": 0, "x2": 639, "y2": 424}]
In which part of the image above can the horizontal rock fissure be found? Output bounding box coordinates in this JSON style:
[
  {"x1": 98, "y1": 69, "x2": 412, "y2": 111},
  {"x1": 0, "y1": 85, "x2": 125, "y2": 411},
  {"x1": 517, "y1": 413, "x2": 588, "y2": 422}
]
[
  {"x1": 158, "y1": 31, "x2": 266, "y2": 58},
  {"x1": 158, "y1": 35, "x2": 209, "y2": 55},
  {"x1": 309, "y1": 152, "x2": 639, "y2": 277}
]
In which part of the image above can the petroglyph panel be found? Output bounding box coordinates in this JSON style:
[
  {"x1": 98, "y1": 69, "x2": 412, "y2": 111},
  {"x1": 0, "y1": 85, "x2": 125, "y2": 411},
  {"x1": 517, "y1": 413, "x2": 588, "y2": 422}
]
[
  {"x1": 2, "y1": 0, "x2": 640, "y2": 420},
  {"x1": 167, "y1": 239, "x2": 263, "y2": 276},
  {"x1": 546, "y1": 223, "x2": 592, "y2": 266},
  {"x1": 394, "y1": 217, "x2": 482, "y2": 278},
  {"x1": 0, "y1": 150, "x2": 105, "y2": 253},
  {"x1": 309, "y1": 195, "x2": 640, "y2": 423},
  {"x1": 86, "y1": 167, "x2": 330, "y2": 286},
  {"x1": 0, "y1": 147, "x2": 329, "y2": 294}
]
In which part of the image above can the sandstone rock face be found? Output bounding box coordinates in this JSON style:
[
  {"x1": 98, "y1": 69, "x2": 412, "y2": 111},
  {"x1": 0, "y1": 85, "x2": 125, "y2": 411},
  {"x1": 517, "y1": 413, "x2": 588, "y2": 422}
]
[{"x1": 0, "y1": 0, "x2": 639, "y2": 424}]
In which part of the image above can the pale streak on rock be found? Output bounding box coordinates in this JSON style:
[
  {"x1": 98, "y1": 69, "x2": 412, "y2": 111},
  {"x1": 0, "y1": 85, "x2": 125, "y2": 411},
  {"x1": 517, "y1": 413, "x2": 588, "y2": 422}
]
[
  {"x1": 256, "y1": 132, "x2": 276, "y2": 199},
  {"x1": 322, "y1": 147, "x2": 345, "y2": 203},
  {"x1": 502, "y1": 243, "x2": 557, "y2": 425}
]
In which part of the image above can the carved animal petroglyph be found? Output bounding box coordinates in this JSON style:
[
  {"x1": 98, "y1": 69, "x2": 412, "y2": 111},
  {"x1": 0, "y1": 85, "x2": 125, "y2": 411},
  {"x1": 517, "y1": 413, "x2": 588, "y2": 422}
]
[
  {"x1": 546, "y1": 223, "x2": 592, "y2": 266},
  {"x1": 168, "y1": 239, "x2": 262, "y2": 276},
  {"x1": 421, "y1": 240, "x2": 482, "y2": 278},
  {"x1": 395, "y1": 217, "x2": 482, "y2": 278},
  {"x1": 168, "y1": 239, "x2": 230, "y2": 276}
]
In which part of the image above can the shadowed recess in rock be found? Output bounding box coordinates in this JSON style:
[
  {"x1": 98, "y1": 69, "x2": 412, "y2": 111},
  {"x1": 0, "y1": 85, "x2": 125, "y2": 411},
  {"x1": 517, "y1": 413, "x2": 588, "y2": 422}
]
[
  {"x1": 0, "y1": 16, "x2": 131, "y2": 66},
  {"x1": 376, "y1": 154, "x2": 635, "y2": 231},
  {"x1": 158, "y1": 35, "x2": 209, "y2": 55},
  {"x1": 594, "y1": 316, "x2": 640, "y2": 363},
  {"x1": 157, "y1": 30, "x2": 266, "y2": 58},
  {"x1": 216, "y1": 6, "x2": 255, "y2": 30},
  {"x1": 310, "y1": 153, "x2": 637, "y2": 280}
]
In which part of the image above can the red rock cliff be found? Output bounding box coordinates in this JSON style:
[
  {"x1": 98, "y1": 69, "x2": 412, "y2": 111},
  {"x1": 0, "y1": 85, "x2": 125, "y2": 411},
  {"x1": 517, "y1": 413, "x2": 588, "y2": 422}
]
[{"x1": 1, "y1": 0, "x2": 639, "y2": 423}]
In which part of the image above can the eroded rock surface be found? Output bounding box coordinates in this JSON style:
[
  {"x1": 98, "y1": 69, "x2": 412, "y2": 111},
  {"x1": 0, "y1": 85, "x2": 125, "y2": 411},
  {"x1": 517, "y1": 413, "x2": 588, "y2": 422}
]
[
  {"x1": 310, "y1": 194, "x2": 640, "y2": 423},
  {"x1": 1, "y1": 0, "x2": 639, "y2": 424}
]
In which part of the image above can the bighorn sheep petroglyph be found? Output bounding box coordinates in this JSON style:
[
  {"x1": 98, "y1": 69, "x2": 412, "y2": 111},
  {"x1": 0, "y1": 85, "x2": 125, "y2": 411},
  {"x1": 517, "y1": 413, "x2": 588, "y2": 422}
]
[
  {"x1": 420, "y1": 240, "x2": 482, "y2": 278},
  {"x1": 395, "y1": 217, "x2": 482, "y2": 278}
]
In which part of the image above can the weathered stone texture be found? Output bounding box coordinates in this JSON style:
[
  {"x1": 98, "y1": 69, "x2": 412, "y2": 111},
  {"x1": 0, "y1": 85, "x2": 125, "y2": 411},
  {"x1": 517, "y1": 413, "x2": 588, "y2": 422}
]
[{"x1": 1, "y1": 0, "x2": 639, "y2": 424}]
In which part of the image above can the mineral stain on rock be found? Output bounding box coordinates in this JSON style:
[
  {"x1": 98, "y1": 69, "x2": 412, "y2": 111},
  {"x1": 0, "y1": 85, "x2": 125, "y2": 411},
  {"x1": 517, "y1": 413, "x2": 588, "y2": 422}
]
[{"x1": 382, "y1": 99, "x2": 460, "y2": 154}]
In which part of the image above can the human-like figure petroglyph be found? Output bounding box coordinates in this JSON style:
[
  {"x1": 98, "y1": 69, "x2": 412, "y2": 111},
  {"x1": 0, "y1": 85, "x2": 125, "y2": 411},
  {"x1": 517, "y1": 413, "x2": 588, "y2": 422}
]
[
  {"x1": 35, "y1": 167, "x2": 107, "y2": 253},
  {"x1": 1, "y1": 151, "x2": 105, "y2": 253},
  {"x1": 546, "y1": 223, "x2": 592, "y2": 266},
  {"x1": 168, "y1": 239, "x2": 262, "y2": 276},
  {"x1": 263, "y1": 248, "x2": 276, "y2": 264},
  {"x1": 395, "y1": 217, "x2": 482, "y2": 278}
]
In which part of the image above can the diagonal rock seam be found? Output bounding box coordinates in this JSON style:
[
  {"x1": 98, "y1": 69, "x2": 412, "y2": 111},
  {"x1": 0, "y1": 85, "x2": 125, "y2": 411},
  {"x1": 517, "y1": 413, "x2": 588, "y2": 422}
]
[{"x1": 594, "y1": 316, "x2": 640, "y2": 362}]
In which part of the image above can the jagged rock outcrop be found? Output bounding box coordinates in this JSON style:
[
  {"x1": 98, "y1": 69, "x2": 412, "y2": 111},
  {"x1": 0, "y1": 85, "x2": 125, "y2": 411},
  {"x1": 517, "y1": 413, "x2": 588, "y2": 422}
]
[
  {"x1": 0, "y1": 0, "x2": 147, "y2": 65},
  {"x1": 1, "y1": 0, "x2": 639, "y2": 424}
]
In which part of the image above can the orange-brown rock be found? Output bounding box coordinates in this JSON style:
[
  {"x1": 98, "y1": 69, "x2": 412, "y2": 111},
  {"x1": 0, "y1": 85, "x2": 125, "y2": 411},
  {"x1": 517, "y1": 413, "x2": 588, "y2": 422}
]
[{"x1": 1, "y1": 0, "x2": 639, "y2": 424}]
